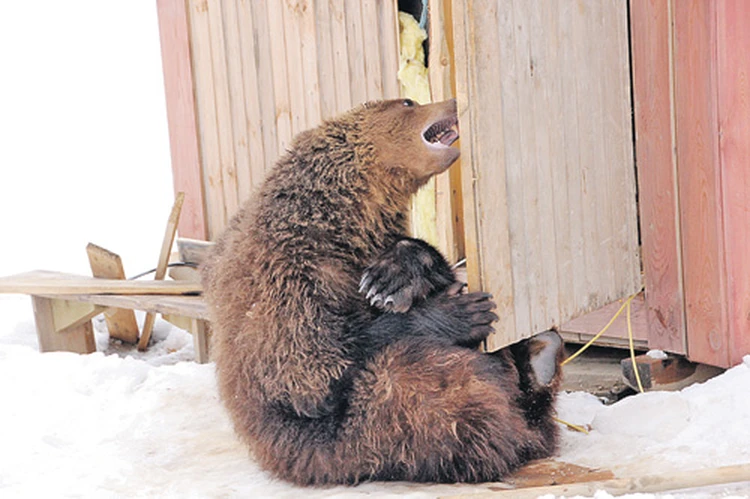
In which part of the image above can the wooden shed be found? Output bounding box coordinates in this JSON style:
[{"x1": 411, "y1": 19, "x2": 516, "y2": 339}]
[{"x1": 156, "y1": 0, "x2": 750, "y2": 369}]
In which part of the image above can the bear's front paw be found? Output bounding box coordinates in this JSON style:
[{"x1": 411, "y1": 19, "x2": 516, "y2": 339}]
[
  {"x1": 359, "y1": 238, "x2": 455, "y2": 313},
  {"x1": 432, "y1": 291, "x2": 499, "y2": 346}
]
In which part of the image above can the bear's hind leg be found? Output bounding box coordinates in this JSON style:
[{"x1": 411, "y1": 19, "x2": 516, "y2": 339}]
[
  {"x1": 525, "y1": 330, "x2": 564, "y2": 386},
  {"x1": 342, "y1": 339, "x2": 544, "y2": 483},
  {"x1": 496, "y1": 330, "x2": 564, "y2": 458}
]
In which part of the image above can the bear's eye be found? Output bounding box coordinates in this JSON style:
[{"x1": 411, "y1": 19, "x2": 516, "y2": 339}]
[{"x1": 402, "y1": 99, "x2": 415, "y2": 107}]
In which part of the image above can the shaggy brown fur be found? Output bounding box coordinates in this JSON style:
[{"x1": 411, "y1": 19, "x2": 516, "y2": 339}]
[{"x1": 201, "y1": 98, "x2": 563, "y2": 485}]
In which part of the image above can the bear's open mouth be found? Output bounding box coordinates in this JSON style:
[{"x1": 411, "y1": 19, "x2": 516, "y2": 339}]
[{"x1": 422, "y1": 117, "x2": 459, "y2": 148}]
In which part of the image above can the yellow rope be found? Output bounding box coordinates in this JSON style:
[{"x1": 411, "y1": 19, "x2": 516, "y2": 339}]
[
  {"x1": 556, "y1": 289, "x2": 646, "y2": 435},
  {"x1": 561, "y1": 291, "x2": 640, "y2": 366},
  {"x1": 553, "y1": 417, "x2": 590, "y2": 434},
  {"x1": 626, "y1": 298, "x2": 645, "y2": 393}
]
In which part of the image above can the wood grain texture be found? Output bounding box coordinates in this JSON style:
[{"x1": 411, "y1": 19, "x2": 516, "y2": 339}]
[
  {"x1": 344, "y1": 1, "x2": 367, "y2": 105},
  {"x1": 52, "y1": 293, "x2": 209, "y2": 321},
  {"x1": 378, "y1": 0, "x2": 400, "y2": 100},
  {"x1": 444, "y1": 463, "x2": 750, "y2": 499},
  {"x1": 32, "y1": 297, "x2": 97, "y2": 355},
  {"x1": 186, "y1": 0, "x2": 226, "y2": 240},
  {"x1": 560, "y1": 294, "x2": 649, "y2": 345},
  {"x1": 86, "y1": 243, "x2": 140, "y2": 344},
  {"x1": 249, "y1": 1, "x2": 280, "y2": 176},
  {"x1": 453, "y1": 0, "x2": 640, "y2": 347},
  {"x1": 453, "y1": 0, "x2": 516, "y2": 348},
  {"x1": 429, "y1": 0, "x2": 464, "y2": 264},
  {"x1": 630, "y1": 0, "x2": 686, "y2": 354},
  {"x1": 207, "y1": 0, "x2": 239, "y2": 227},
  {"x1": 0, "y1": 271, "x2": 202, "y2": 296},
  {"x1": 361, "y1": 0, "x2": 383, "y2": 100},
  {"x1": 221, "y1": 0, "x2": 252, "y2": 207},
  {"x1": 673, "y1": 1, "x2": 728, "y2": 367},
  {"x1": 138, "y1": 193, "x2": 186, "y2": 351},
  {"x1": 266, "y1": 1, "x2": 294, "y2": 158},
  {"x1": 191, "y1": 318, "x2": 211, "y2": 363},
  {"x1": 170, "y1": 1, "x2": 401, "y2": 239},
  {"x1": 280, "y1": 0, "x2": 309, "y2": 137},
  {"x1": 236, "y1": 0, "x2": 267, "y2": 193},
  {"x1": 156, "y1": 0, "x2": 207, "y2": 240},
  {"x1": 716, "y1": 0, "x2": 750, "y2": 367}
]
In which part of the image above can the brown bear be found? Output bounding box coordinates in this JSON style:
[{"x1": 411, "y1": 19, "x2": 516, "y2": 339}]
[{"x1": 201, "y1": 98, "x2": 564, "y2": 486}]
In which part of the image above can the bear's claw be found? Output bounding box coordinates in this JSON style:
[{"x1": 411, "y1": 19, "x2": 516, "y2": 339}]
[{"x1": 360, "y1": 238, "x2": 456, "y2": 313}]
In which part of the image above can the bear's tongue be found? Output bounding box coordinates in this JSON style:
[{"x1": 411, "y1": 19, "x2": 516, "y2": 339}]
[{"x1": 439, "y1": 128, "x2": 459, "y2": 145}]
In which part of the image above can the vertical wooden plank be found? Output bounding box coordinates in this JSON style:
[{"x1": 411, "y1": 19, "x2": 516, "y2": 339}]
[
  {"x1": 499, "y1": 0, "x2": 531, "y2": 335},
  {"x1": 280, "y1": 0, "x2": 308, "y2": 135},
  {"x1": 594, "y1": 2, "x2": 622, "y2": 300},
  {"x1": 206, "y1": 0, "x2": 239, "y2": 229},
  {"x1": 361, "y1": 0, "x2": 383, "y2": 100},
  {"x1": 630, "y1": 0, "x2": 686, "y2": 354},
  {"x1": 266, "y1": 2, "x2": 294, "y2": 153},
  {"x1": 345, "y1": 0, "x2": 368, "y2": 105},
  {"x1": 329, "y1": 1, "x2": 353, "y2": 113},
  {"x1": 378, "y1": 0, "x2": 401, "y2": 100},
  {"x1": 192, "y1": 318, "x2": 210, "y2": 363},
  {"x1": 156, "y1": 0, "x2": 207, "y2": 240},
  {"x1": 221, "y1": 0, "x2": 252, "y2": 206},
  {"x1": 673, "y1": 1, "x2": 728, "y2": 367},
  {"x1": 527, "y1": 0, "x2": 561, "y2": 332},
  {"x1": 541, "y1": 2, "x2": 573, "y2": 324},
  {"x1": 314, "y1": 0, "x2": 337, "y2": 119},
  {"x1": 594, "y1": 2, "x2": 641, "y2": 303},
  {"x1": 508, "y1": 0, "x2": 562, "y2": 334},
  {"x1": 558, "y1": 1, "x2": 587, "y2": 322},
  {"x1": 429, "y1": 0, "x2": 464, "y2": 263},
  {"x1": 716, "y1": 0, "x2": 750, "y2": 367},
  {"x1": 249, "y1": 1, "x2": 280, "y2": 171},
  {"x1": 236, "y1": 0, "x2": 268, "y2": 191},
  {"x1": 452, "y1": 0, "x2": 516, "y2": 348},
  {"x1": 186, "y1": 0, "x2": 225, "y2": 240},
  {"x1": 575, "y1": 2, "x2": 607, "y2": 311},
  {"x1": 297, "y1": 0, "x2": 322, "y2": 127},
  {"x1": 608, "y1": 2, "x2": 641, "y2": 296}
]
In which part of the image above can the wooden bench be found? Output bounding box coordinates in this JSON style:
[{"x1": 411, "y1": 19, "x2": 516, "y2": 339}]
[{"x1": 0, "y1": 270, "x2": 211, "y2": 363}]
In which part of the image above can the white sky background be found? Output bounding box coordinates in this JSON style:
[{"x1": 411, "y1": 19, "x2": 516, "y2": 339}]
[{"x1": 0, "y1": 1, "x2": 174, "y2": 277}]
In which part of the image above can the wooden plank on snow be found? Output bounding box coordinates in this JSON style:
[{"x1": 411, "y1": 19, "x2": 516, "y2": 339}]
[{"x1": 0, "y1": 271, "x2": 201, "y2": 296}]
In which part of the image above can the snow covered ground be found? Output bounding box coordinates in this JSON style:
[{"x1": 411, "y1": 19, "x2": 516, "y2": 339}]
[
  {"x1": 2, "y1": 298, "x2": 750, "y2": 499},
  {"x1": 1, "y1": 2, "x2": 750, "y2": 499}
]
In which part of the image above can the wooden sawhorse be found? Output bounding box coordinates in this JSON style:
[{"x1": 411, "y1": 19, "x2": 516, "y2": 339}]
[{"x1": 0, "y1": 270, "x2": 211, "y2": 363}]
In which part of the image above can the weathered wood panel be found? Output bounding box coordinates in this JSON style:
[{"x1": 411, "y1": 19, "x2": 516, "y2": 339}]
[
  {"x1": 673, "y1": 1, "x2": 729, "y2": 367},
  {"x1": 453, "y1": 0, "x2": 516, "y2": 347},
  {"x1": 429, "y1": 0, "x2": 464, "y2": 263},
  {"x1": 717, "y1": 0, "x2": 750, "y2": 367},
  {"x1": 453, "y1": 0, "x2": 641, "y2": 348},
  {"x1": 156, "y1": 0, "x2": 206, "y2": 240},
  {"x1": 182, "y1": 0, "x2": 400, "y2": 240},
  {"x1": 630, "y1": 0, "x2": 686, "y2": 354}
]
